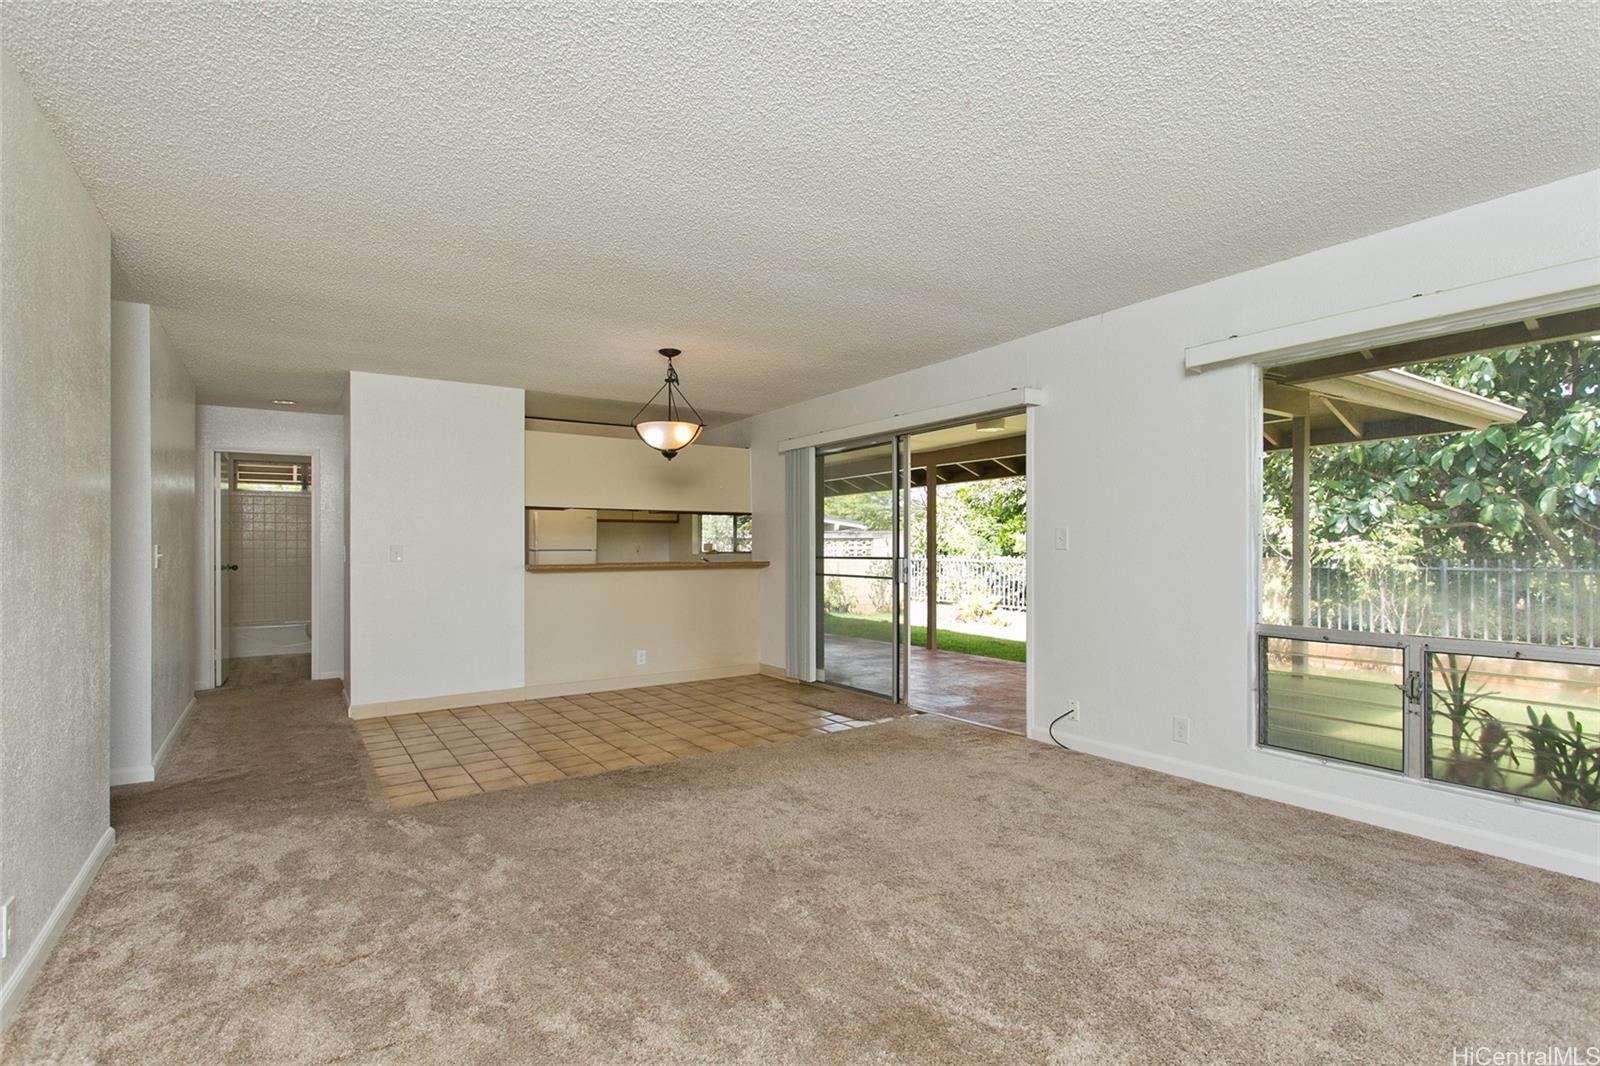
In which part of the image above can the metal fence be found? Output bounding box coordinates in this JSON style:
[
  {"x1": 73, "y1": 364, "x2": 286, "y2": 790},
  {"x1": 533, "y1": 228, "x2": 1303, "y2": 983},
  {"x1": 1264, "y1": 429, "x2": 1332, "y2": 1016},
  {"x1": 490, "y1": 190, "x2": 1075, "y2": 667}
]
[
  {"x1": 908, "y1": 556, "x2": 1027, "y2": 612},
  {"x1": 1262, "y1": 559, "x2": 1600, "y2": 649}
]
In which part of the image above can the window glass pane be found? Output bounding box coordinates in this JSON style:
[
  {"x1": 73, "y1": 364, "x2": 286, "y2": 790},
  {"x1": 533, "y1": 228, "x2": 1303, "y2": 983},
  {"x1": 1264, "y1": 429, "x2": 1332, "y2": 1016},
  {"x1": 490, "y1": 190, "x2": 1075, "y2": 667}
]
[
  {"x1": 1427, "y1": 653, "x2": 1600, "y2": 810},
  {"x1": 1260, "y1": 637, "x2": 1405, "y2": 771},
  {"x1": 818, "y1": 441, "x2": 898, "y2": 698},
  {"x1": 820, "y1": 443, "x2": 894, "y2": 559},
  {"x1": 697, "y1": 514, "x2": 753, "y2": 554},
  {"x1": 700, "y1": 514, "x2": 733, "y2": 552},
  {"x1": 1260, "y1": 338, "x2": 1600, "y2": 647}
]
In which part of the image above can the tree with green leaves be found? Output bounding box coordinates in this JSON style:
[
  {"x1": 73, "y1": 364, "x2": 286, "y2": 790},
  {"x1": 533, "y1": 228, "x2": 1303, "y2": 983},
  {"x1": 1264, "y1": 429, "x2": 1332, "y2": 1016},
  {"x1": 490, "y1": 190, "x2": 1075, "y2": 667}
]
[
  {"x1": 913, "y1": 477, "x2": 1026, "y2": 557},
  {"x1": 823, "y1": 476, "x2": 1027, "y2": 557},
  {"x1": 1265, "y1": 337, "x2": 1600, "y2": 568}
]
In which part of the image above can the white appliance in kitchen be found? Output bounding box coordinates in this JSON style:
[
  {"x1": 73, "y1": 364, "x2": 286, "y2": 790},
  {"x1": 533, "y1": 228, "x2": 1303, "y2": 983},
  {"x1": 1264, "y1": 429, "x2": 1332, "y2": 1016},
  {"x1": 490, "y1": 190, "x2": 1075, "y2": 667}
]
[{"x1": 527, "y1": 508, "x2": 598, "y2": 565}]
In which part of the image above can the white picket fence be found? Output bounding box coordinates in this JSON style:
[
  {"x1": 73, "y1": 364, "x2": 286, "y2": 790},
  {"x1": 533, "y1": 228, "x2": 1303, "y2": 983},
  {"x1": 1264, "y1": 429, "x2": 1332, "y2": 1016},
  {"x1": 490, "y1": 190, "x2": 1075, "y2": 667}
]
[
  {"x1": 1263, "y1": 559, "x2": 1600, "y2": 648},
  {"x1": 907, "y1": 556, "x2": 1027, "y2": 611}
]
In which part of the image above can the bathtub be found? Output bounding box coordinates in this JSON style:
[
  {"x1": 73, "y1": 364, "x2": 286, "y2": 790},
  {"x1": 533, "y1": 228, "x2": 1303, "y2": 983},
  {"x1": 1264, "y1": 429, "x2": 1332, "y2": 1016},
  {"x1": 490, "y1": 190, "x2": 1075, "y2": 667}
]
[{"x1": 229, "y1": 621, "x2": 312, "y2": 658}]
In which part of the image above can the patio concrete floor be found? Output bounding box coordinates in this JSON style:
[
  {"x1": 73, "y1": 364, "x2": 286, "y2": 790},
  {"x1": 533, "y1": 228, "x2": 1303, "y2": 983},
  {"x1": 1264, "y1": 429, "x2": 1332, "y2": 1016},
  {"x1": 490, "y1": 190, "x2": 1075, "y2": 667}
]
[{"x1": 821, "y1": 634, "x2": 1026, "y2": 733}]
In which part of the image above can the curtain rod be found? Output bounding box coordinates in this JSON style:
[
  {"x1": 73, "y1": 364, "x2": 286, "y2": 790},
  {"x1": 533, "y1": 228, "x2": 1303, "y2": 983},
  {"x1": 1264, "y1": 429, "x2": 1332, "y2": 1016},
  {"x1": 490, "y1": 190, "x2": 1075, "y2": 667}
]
[{"x1": 524, "y1": 415, "x2": 633, "y2": 428}]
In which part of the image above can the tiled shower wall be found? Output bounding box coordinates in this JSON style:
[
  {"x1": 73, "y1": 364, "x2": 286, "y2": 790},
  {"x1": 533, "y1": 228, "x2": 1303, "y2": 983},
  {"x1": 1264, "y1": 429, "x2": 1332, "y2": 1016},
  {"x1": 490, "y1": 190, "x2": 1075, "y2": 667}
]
[{"x1": 225, "y1": 491, "x2": 312, "y2": 624}]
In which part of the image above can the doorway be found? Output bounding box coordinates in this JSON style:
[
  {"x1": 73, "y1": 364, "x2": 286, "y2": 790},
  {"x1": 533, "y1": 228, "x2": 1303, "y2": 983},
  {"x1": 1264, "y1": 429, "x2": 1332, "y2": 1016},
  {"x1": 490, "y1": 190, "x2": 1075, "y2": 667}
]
[
  {"x1": 815, "y1": 414, "x2": 1028, "y2": 732},
  {"x1": 214, "y1": 452, "x2": 314, "y2": 688},
  {"x1": 817, "y1": 439, "x2": 906, "y2": 699}
]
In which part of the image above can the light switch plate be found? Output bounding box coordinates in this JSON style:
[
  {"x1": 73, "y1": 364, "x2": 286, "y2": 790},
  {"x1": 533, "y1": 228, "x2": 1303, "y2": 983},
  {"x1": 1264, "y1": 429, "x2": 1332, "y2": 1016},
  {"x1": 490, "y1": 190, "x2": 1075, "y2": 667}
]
[{"x1": 1054, "y1": 527, "x2": 1069, "y2": 550}]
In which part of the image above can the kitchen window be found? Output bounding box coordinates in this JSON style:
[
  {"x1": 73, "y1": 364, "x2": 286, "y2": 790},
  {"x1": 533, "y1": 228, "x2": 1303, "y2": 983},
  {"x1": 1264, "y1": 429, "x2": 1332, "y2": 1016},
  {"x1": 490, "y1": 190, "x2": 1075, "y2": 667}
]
[{"x1": 700, "y1": 514, "x2": 753, "y2": 554}]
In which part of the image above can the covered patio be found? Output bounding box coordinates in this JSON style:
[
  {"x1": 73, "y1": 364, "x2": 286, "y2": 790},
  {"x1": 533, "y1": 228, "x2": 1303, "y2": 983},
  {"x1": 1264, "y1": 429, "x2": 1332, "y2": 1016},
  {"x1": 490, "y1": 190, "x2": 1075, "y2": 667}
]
[
  {"x1": 823, "y1": 635, "x2": 1025, "y2": 732},
  {"x1": 820, "y1": 415, "x2": 1029, "y2": 733},
  {"x1": 1262, "y1": 366, "x2": 1525, "y2": 625}
]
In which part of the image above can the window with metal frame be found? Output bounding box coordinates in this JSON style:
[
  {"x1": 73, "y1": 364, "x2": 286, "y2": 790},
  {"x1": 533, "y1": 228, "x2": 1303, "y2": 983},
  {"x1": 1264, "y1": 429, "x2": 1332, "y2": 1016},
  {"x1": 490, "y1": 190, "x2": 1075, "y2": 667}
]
[
  {"x1": 1425, "y1": 644, "x2": 1599, "y2": 808},
  {"x1": 1256, "y1": 316, "x2": 1600, "y2": 811},
  {"x1": 224, "y1": 457, "x2": 311, "y2": 492},
  {"x1": 698, "y1": 513, "x2": 753, "y2": 554},
  {"x1": 1258, "y1": 632, "x2": 1407, "y2": 773}
]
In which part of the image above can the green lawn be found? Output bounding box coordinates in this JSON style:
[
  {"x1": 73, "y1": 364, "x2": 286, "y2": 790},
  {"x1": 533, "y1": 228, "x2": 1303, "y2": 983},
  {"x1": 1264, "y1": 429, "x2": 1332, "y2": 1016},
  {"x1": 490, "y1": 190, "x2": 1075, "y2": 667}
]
[
  {"x1": 823, "y1": 611, "x2": 1026, "y2": 662},
  {"x1": 1262, "y1": 660, "x2": 1598, "y2": 809}
]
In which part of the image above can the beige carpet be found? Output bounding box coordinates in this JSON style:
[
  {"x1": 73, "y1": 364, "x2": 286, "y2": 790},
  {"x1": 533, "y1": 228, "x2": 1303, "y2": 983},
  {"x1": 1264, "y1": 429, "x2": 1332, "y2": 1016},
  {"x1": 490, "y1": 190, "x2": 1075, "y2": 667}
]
[
  {"x1": 222, "y1": 653, "x2": 311, "y2": 688},
  {"x1": 5, "y1": 680, "x2": 1596, "y2": 1064}
]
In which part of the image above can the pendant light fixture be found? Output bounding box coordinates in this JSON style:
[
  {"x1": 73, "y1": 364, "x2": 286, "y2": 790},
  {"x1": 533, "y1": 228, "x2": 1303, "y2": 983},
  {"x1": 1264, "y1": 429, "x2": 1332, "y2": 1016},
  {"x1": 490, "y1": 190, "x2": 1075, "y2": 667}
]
[{"x1": 631, "y1": 348, "x2": 705, "y2": 460}]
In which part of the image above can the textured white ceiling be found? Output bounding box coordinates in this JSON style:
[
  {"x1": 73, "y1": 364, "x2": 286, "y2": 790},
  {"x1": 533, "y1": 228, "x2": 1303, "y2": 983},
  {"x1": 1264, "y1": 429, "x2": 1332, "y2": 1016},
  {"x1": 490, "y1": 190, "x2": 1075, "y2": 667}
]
[{"x1": 4, "y1": 2, "x2": 1597, "y2": 418}]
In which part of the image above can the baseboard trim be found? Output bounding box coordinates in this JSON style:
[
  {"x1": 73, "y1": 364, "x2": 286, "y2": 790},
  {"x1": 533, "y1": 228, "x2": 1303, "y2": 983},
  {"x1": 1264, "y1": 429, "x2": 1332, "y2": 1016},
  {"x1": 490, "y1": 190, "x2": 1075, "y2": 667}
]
[
  {"x1": 151, "y1": 696, "x2": 197, "y2": 777},
  {"x1": 519, "y1": 664, "x2": 760, "y2": 701},
  {"x1": 347, "y1": 664, "x2": 762, "y2": 720},
  {"x1": 758, "y1": 663, "x2": 795, "y2": 682},
  {"x1": 348, "y1": 684, "x2": 530, "y2": 720},
  {"x1": 109, "y1": 765, "x2": 154, "y2": 786},
  {"x1": 1031, "y1": 730, "x2": 1600, "y2": 881},
  {"x1": 314, "y1": 669, "x2": 344, "y2": 681},
  {"x1": 0, "y1": 826, "x2": 115, "y2": 1031}
]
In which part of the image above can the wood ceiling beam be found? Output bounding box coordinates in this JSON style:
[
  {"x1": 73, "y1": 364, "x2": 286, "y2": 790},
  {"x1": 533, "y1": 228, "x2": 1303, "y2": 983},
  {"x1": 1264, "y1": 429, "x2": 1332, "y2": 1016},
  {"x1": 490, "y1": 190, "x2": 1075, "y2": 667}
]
[
  {"x1": 908, "y1": 434, "x2": 1027, "y2": 468},
  {"x1": 1316, "y1": 395, "x2": 1362, "y2": 438}
]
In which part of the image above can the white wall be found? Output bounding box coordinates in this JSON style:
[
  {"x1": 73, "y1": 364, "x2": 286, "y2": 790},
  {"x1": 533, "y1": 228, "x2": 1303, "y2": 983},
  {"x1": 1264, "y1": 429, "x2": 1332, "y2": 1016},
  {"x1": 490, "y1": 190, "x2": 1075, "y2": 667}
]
[
  {"x1": 110, "y1": 302, "x2": 197, "y2": 783},
  {"x1": 148, "y1": 312, "x2": 196, "y2": 762},
  {"x1": 109, "y1": 303, "x2": 154, "y2": 778},
  {"x1": 194, "y1": 405, "x2": 347, "y2": 685},
  {"x1": 726, "y1": 171, "x2": 1600, "y2": 879},
  {"x1": 347, "y1": 372, "x2": 524, "y2": 709},
  {"x1": 0, "y1": 48, "x2": 114, "y2": 1024},
  {"x1": 595, "y1": 517, "x2": 703, "y2": 564}
]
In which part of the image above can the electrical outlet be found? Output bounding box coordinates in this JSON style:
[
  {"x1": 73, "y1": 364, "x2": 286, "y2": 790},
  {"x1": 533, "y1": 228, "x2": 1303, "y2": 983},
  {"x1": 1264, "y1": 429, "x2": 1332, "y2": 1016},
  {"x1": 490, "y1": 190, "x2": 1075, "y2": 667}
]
[
  {"x1": 388, "y1": 544, "x2": 404, "y2": 563},
  {"x1": 1171, "y1": 716, "x2": 1191, "y2": 744},
  {"x1": 635, "y1": 649, "x2": 647, "y2": 666},
  {"x1": 1065, "y1": 699, "x2": 1081, "y2": 722},
  {"x1": 1, "y1": 897, "x2": 14, "y2": 960},
  {"x1": 1054, "y1": 526, "x2": 1069, "y2": 550}
]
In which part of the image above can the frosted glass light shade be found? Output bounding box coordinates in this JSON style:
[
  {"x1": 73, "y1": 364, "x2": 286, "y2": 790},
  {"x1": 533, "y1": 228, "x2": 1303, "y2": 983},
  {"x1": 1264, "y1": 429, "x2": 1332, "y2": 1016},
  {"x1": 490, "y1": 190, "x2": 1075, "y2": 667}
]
[{"x1": 634, "y1": 419, "x2": 703, "y2": 458}]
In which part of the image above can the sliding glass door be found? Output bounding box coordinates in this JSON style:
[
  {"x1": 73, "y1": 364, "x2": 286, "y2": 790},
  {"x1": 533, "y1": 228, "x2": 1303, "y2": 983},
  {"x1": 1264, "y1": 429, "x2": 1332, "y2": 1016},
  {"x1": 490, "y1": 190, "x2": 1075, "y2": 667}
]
[{"x1": 816, "y1": 438, "x2": 908, "y2": 699}]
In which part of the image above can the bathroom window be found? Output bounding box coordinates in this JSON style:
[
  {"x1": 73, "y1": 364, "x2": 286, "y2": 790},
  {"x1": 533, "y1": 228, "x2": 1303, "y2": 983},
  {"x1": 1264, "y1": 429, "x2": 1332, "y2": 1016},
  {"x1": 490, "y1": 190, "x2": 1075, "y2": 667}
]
[{"x1": 228, "y1": 459, "x2": 310, "y2": 492}]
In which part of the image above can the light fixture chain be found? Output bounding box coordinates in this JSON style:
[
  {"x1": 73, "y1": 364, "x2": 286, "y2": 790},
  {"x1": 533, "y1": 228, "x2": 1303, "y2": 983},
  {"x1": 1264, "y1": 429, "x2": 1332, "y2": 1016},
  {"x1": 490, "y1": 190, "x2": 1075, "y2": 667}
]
[{"x1": 630, "y1": 347, "x2": 706, "y2": 459}]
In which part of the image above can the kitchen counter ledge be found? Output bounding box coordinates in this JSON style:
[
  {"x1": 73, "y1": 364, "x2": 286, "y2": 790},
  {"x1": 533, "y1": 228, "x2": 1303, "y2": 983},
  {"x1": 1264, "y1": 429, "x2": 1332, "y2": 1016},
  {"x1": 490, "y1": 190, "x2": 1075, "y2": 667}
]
[{"x1": 526, "y1": 560, "x2": 771, "y2": 573}]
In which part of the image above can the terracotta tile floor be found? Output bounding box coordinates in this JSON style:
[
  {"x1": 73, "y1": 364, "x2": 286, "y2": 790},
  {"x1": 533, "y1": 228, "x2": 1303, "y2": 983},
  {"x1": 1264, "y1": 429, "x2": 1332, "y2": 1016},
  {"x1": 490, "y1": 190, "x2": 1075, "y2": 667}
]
[{"x1": 355, "y1": 674, "x2": 898, "y2": 807}]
